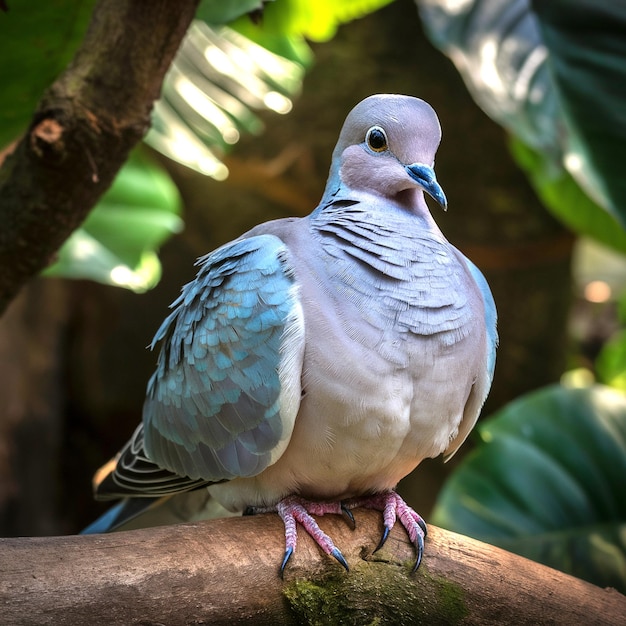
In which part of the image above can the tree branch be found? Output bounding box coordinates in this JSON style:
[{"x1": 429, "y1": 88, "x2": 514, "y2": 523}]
[
  {"x1": 0, "y1": 510, "x2": 623, "y2": 624},
  {"x1": 0, "y1": 0, "x2": 200, "y2": 315}
]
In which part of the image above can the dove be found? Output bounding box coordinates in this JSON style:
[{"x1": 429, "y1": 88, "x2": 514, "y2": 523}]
[{"x1": 84, "y1": 94, "x2": 497, "y2": 574}]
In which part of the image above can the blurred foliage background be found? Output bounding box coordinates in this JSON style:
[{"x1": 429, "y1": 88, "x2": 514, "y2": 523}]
[{"x1": 0, "y1": 0, "x2": 624, "y2": 593}]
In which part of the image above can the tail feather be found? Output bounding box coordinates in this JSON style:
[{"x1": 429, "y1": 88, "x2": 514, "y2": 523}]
[
  {"x1": 81, "y1": 489, "x2": 236, "y2": 534},
  {"x1": 81, "y1": 497, "x2": 161, "y2": 534}
]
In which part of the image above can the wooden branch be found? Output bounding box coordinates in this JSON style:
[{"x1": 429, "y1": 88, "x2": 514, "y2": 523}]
[
  {"x1": 0, "y1": 0, "x2": 200, "y2": 315},
  {"x1": 1, "y1": 510, "x2": 623, "y2": 624}
]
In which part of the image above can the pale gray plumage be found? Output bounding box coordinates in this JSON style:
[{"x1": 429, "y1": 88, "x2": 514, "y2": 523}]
[{"x1": 86, "y1": 94, "x2": 497, "y2": 572}]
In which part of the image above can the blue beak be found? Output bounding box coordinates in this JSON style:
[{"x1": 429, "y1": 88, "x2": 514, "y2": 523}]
[{"x1": 406, "y1": 163, "x2": 447, "y2": 210}]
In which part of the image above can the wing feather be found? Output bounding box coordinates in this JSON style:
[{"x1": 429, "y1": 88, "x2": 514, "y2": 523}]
[
  {"x1": 96, "y1": 234, "x2": 305, "y2": 498},
  {"x1": 444, "y1": 254, "x2": 498, "y2": 460}
]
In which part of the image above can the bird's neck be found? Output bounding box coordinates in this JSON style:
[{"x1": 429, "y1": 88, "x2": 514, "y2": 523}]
[
  {"x1": 312, "y1": 184, "x2": 442, "y2": 238},
  {"x1": 309, "y1": 192, "x2": 449, "y2": 280}
]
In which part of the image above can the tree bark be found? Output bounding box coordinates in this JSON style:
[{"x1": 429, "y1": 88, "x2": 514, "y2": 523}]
[
  {"x1": 0, "y1": 0, "x2": 200, "y2": 316},
  {"x1": 0, "y1": 511, "x2": 622, "y2": 625}
]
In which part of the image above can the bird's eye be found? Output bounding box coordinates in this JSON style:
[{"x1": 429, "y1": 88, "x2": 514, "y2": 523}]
[{"x1": 366, "y1": 126, "x2": 388, "y2": 153}]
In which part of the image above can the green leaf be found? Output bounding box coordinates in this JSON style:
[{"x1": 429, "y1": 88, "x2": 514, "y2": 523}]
[
  {"x1": 533, "y1": 0, "x2": 626, "y2": 229},
  {"x1": 158, "y1": 0, "x2": 396, "y2": 174},
  {"x1": 419, "y1": 1, "x2": 626, "y2": 236},
  {"x1": 432, "y1": 384, "x2": 626, "y2": 592},
  {"x1": 44, "y1": 232, "x2": 164, "y2": 292},
  {"x1": 0, "y1": 0, "x2": 95, "y2": 146},
  {"x1": 418, "y1": 1, "x2": 562, "y2": 169},
  {"x1": 231, "y1": 0, "x2": 395, "y2": 62},
  {"x1": 43, "y1": 150, "x2": 182, "y2": 292},
  {"x1": 597, "y1": 331, "x2": 626, "y2": 393},
  {"x1": 509, "y1": 138, "x2": 626, "y2": 254},
  {"x1": 147, "y1": 22, "x2": 305, "y2": 177},
  {"x1": 230, "y1": 19, "x2": 313, "y2": 66},
  {"x1": 233, "y1": 0, "x2": 395, "y2": 42}
]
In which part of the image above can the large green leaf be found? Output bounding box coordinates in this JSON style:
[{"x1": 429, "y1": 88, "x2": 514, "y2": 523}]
[
  {"x1": 509, "y1": 138, "x2": 626, "y2": 254},
  {"x1": 418, "y1": 0, "x2": 561, "y2": 162},
  {"x1": 432, "y1": 384, "x2": 626, "y2": 592},
  {"x1": 418, "y1": 0, "x2": 626, "y2": 240},
  {"x1": 43, "y1": 150, "x2": 182, "y2": 292},
  {"x1": 0, "y1": 0, "x2": 95, "y2": 146},
  {"x1": 532, "y1": 0, "x2": 626, "y2": 229}
]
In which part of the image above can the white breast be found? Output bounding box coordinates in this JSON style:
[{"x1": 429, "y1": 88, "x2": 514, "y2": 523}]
[{"x1": 208, "y1": 216, "x2": 485, "y2": 512}]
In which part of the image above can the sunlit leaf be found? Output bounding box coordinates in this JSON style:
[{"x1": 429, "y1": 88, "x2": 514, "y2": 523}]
[
  {"x1": 43, "y1": 150, "x2": 182, "y2": 292},
  {"x1": 157, "y1": 0, "x2": 397, "y2": 176},
  {"x1": 231, "y1": 0, "x2": 396, "y2": 62},
  {"x1": 147, "y1": 22, "x2": 305, "y2": 177},
  {"x1": 597, "y1": 331, "x2": 626, "y2": 393},
  {"x1": 432, "y1": 384, "x2": 626, "y2": 592},
  {"x1": 44, "y1": 231, "x2": 164, "y2": 292},
  {"x1": 265, "y1": 0, "x2": 395, "y2": 41}
]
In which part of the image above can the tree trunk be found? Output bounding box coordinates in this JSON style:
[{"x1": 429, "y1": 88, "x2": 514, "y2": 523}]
[
  {"x1": 0, "y1": 0, "x2": 200, "y2": 315},
  {"x1": 1, "y1": 512, "x2": 623, "y2": 625}
]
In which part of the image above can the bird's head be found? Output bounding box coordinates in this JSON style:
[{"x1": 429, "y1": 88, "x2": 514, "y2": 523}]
[{"x1": 327, "y1": 94, "x2": 447, "y2": 210}]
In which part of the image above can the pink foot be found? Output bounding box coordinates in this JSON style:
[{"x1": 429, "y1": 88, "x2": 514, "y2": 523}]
[
  {"x1": 250, "y1": 495, "x2": 350, "y2": 575},
  {"x1": 247, "y1": 491, "x2": 426, "y2": 574},
  {"x1": 345, "y1": 491, "x2": 427, "y2": 571}
]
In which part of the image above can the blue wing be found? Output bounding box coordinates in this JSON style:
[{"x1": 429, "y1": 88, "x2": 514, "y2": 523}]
[
  {"x1": 443, "y1": 253, "x2": 498, "y2": 460},
  {"x1": 464, "y1": 257, "x2": 498, "y2": 382},
  {"x1": 96, "y1": 234, "x2": 305, "y2": 499}
]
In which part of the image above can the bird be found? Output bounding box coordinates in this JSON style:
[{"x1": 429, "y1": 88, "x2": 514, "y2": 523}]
[{"x1": 83, "y1": 94, "x2": 498, "y2": 574}]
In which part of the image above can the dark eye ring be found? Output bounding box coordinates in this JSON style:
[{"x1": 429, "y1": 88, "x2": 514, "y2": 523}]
[{"x1": 366, "y1": 126, "x2": 388, "y2": 153}]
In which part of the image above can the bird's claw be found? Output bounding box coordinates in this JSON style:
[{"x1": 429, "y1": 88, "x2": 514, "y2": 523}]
[
  {"x1": 378, "y1": 522, "x2": 424, "y2": 572},
  {"x1": 280, "y1": 540, "x2": 349, "y2": 578},
  {"x1": 413, "y1": 532, "x2": 425, "y2": 572},
  {"x1": 341, "y1": 502, "x2": 356, "y2": 529},
  {"x1": 280, "y1": 546, "x2": 294, "y2": 577},
  {"x1": 259, "y1": 491, "x2": 427, "y2": 574},
  {"x1": 276, "y1": 496, "x2": 350, "y2": 574},
  {"x1": 331, "y1": 547, "x2": 350, "y2": 571},
  {"x1": 345, "y1": 491, "x2": 427, "y2": 572},
  {"x1": 374, "y1": 525, "x2": 390, "y2": 552}
]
